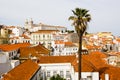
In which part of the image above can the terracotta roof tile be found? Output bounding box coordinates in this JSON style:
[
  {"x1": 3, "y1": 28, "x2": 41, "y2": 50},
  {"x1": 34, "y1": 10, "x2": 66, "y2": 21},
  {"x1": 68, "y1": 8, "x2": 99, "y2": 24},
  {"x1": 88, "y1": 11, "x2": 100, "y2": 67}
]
[
  {"x1": 55, "y1": 40, "x2": 64, "y2": 44},
  {"x1": 32, "y1": 30, "x2": 58, "y2": 34},
  {"x1": 34, "y1": 44, "x2": 50, "y2": 54},
  {"x1": 0, "y1": 43, "x2": 31, "y2": 51},
  {"x1": 64, "y1": 41, "x2": 76, "y2": 47},
  {"x1": 72, "y1": 51, "x2": 120, "y2": 80},
  {"x1": 2, "y1": 59, "x2": 40, "y2": 80},
  {"x1": 20, "y1": 44, "x2": 50, "y2": 58},
  {"x1": 86, "y1": 45, "x2": 101, "y2": 50},
  {"x1": 38, "y1": 55, "x2": 76, "y2": 64}
]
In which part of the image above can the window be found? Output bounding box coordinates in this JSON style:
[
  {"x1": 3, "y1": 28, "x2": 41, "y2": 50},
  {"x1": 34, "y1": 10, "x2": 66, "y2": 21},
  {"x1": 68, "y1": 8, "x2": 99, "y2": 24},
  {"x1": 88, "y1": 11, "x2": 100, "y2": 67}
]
[
  {"x1": 42, "y1": 42, "x2": 45, "y2": 46},
  {"x1": 53, "y1": 71, "x2": 57, "y2": 76},
  {"x1": 11, "y1": 52, "x2": 13, "y2": 56},
  {"x1": 87, "y1": 76, "x2": 92, "y2": 80},
  {"x1": 66, "y1": 71, "x2": 70, "y2": 78},
  {"x1": 60, "y1": 71, "x2": 64, "y2": 77},
  {"x1": 33, "y1": 35, "x2": 35, "y2": 39},
  {"x1": 47, "y1": 35, "x2": 49, "y2": 38},
  {"x1": 9, "y1": 53, "x2": 11, "y2": 57},
  {"x1": 81, "y1": 78, "x2": 87, "y2": 80},
  {"x1": 43, "y1": 35, "x2": 45, "y2": 38},
  {"x1": 36, "y1": 35, "x2": 37, "y2": 38},
  {"x1": 47, "y1": 71, "x2": 50, "y2": 77}
]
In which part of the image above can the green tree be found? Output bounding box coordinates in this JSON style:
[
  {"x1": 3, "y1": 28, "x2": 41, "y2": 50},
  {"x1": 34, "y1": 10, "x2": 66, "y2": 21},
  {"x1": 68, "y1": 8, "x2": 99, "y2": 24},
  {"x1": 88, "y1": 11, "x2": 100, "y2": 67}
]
[
  {"x1": 50, "y1": 74, "x2": 66, "y2": 80},
  {"x1": 68, "y1": 8, "x2": 91, "y2": 80}
]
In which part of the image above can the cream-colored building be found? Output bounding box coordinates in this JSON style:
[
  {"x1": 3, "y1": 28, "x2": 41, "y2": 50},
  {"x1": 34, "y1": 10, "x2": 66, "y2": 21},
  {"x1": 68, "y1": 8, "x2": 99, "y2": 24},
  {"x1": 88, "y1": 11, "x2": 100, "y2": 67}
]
[
  {"x1": 0, "y1": 28, "x2": 9, "y2": 44},
  {"x1": 31, "y1": 30, "x2": 58, "y2": 49}
]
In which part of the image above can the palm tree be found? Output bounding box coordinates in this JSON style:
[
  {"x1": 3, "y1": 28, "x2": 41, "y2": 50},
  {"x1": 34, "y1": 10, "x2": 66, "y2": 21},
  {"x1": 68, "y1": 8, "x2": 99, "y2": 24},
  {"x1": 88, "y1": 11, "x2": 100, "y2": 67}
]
[{"x1": 68, "y1": 8, "x2": 91, "y2": 80}]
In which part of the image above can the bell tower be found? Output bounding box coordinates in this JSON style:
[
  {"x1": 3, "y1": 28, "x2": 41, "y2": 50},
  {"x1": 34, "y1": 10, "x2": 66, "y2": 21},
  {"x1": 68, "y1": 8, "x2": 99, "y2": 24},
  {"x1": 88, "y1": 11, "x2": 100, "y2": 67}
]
[
  {"x1": 29, "y1": 18, "x2": 33, "y2": 25},
  {"x1": 29, "y1": 18, "x2": 34, "y2": 28},
  {"x1": 24, "y1": 18, "x2": 34, "y2": 29},
  {"x1": 24, "y1": 19, "x2": 28, "y2": 29}
]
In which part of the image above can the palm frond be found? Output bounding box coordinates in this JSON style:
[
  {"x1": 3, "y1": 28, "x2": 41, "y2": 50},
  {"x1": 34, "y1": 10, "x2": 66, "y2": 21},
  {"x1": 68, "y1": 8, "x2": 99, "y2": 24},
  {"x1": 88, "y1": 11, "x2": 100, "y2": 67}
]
[
  {"x1": 69, "y1": 8, "x2": 91, "y2": 35},
  {"x1": 68, "y1": 16, "x2": 76, "y2": 20}
]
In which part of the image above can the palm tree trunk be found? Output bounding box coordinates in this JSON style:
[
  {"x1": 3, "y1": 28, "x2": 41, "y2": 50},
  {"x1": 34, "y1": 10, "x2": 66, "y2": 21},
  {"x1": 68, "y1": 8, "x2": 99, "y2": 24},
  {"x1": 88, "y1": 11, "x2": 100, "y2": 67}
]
[{"x1": 78, "y1": 34, "x2": 82, "y2": 80}]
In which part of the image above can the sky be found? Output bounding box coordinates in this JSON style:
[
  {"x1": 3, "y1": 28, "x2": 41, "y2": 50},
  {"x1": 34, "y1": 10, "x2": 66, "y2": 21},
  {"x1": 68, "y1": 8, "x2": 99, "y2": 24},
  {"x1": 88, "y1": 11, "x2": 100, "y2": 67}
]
[{"x1": 0, "y1": 0, "x2": 120, "y2": 36}]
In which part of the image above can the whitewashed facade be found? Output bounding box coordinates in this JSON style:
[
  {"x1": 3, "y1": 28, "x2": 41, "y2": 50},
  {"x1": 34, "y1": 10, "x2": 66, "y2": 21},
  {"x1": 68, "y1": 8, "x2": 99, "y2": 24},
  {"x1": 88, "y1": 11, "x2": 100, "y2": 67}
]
[{"x1": 39, "y1": 63, "x2": 100, "y2": 80}]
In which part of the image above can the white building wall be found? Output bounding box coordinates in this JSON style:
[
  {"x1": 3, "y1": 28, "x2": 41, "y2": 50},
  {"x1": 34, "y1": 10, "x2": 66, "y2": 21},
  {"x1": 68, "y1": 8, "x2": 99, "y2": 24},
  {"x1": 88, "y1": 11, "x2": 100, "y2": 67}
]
[
  {"x1": 63, "y1": 47, "x2": 78, "y2": 55},
  {"x1": 39, "y1": 63, "x2": 73, "y2": 80},
  {"x1": 39, "y1": 63, "x2": 100, "y2": 80},
  {"x1": 107, "y1": 56, "x2": 117, "y2": 66},
  {"x1": 12, "y1": 28, "x2": 19, "y2": 37},
  {"x1": 0, "y1": 53, "x2": 7, "y2": 63},
  {"x1": 10, "y1": 60, "x2": 20, "y2": 68},
  {"x1": 31, "y1": 33, "x2": 54, "y2": 49},
  {"x1": 74, "y1": 72, "x2": 99, "y2": 80},
  {"x1": 2, "y1": 50, "x2": 18, "y2": 61},
  {"x1": 30, "y1": 67, "x2": 41, "y2": 80}
]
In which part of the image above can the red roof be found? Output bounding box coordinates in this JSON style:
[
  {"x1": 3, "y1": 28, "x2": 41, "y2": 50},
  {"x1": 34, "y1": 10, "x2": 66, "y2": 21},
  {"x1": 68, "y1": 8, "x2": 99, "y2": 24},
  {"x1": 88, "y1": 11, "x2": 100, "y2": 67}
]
[
  {"x1": 20, "y1": 44, "x2": 50, "y2": 58},
  {"x1": 64, "y1": 41, "x2": 76, "y2": 47},
  {"x1": 2, "y1": 59, "x2": 40, "y2": 80},
  {"x1": 38, "y1": 55, "x2": 76, "y2": 64},
  {"x1": 73, "y1": 51, "x2": 120, "y2": 80},
  {"x1": 0, "y1": 43, "x2": 31, "y2": 51}
]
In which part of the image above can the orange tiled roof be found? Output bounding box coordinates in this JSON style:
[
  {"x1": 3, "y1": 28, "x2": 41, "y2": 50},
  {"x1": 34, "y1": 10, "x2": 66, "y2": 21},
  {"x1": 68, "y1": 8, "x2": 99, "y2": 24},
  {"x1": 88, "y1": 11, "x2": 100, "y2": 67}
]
[
  {"x1": 38, "y1": 55, "x2": 76, "y2": 64},
  {"x1": 73, "y1": 51, "x2": 120, "y2": 80},
  {"x1": 72, "y1": 58, "x2": 98, "y2": 72},
  {"x1": 9, "y1": 37, "x2": 19, "y2": 39},
  {"x1": 20, "y1": 47, "x2": 39, "y2": 58},
  {"x1": 64, "y1": 41, "x2": 76, "y2": 47},
  {"x1": 38, "y1": 51, "x2": 120, "y2": 80},
  {"x1": 86, "y1": 45, "x2": 101, "y2": 50},
  {"x1": 0, "y1": 43, "x2": 31, "y2": 51},
  {"x1": 6, "y1": 26, "x2": 16, "y2": 28},
  {"x1": 2, "y1": 59, "x2": 40, "y2": 80},
  {"x1": 72, "y1": 52, "x2": 107, "y2": 72},
  {"x1": 32, "y1": 30, "x2": 58, "y2": 34},
  {"x1": 107, "y1": 51, "x2": 119, "y2": 56},
  {"x1": 33, "y1": 44, "x2": 50, "y2": 54},
  {"x1": 116, "y1": 38, "x2": 120, "y2": 42},
  {"x1": 55, "y1": 40, "x2": 64, "y2": 44},
  {"x1": 20, "y1": 44, "x2": 50, "y2": 58}
]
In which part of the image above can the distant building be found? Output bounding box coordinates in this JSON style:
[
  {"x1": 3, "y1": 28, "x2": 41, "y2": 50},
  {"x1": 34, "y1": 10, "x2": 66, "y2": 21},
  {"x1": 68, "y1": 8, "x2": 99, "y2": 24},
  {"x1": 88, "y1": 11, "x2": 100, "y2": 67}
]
[
  {"x1": 0, "y1": 43, "x2": 31, "y2": 60},
  {"x1": 53, "y1": 41, "x2": 78, "y2": 55},
  {"x1": 0, "y1": 27, "x2": 9, "y2": 44},
  {"x1": 67, "y1": 33, "x2": 79, "y2": 43},
  {"x1": 24, "y1": 18, "x2": 67, "y2": 33},
  {"x1": 7, "y1": 26, "x2": 24, "y2": 37},
  {"x1": 31, "y1": 30, "x2": 57, "y2": 49},
  {"x1": 9, "y1": 34, "x2": 31, "y2": 44}
]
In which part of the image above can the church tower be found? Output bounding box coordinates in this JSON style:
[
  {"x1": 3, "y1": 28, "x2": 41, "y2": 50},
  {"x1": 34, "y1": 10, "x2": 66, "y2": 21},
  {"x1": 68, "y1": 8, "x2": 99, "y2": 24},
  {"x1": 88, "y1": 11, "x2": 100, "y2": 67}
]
[
  {"x1": 29, "y1": 18, "x2": 33, "y2": 25},
  {"x1": 24, "y1": 18, "x2": 34, "y2": 29},
  {"x1": 24, "y1": 19, "x2": 28, "y2": 29}
]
